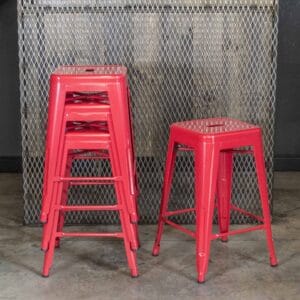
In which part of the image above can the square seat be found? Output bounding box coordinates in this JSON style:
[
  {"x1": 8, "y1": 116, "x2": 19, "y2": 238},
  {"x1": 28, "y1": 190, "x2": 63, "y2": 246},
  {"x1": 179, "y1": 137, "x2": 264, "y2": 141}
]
[
  {"x1": 53, "y1": 65, "x2": 127, "y2": 76},
  {"x1": 172, "y1": 117, "x2": 259, "y2": 135},
  {"x1": 153, "y1": 117, "x2": 278, "y2": 283}
]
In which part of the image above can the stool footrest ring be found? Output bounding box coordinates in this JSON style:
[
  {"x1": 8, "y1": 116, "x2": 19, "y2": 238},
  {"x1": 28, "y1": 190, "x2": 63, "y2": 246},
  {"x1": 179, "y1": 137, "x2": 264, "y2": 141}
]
[
  {"x1": 211, "y1": 225, "x2": 266, "y2": 240},
  {"x1": 230, "y1": 204, "x2": 264, "y2": 222},
  {"x1": 56, "y1": 232, "x2": 124, "y2": 238},
  {"x1": 162, "y1": 218, "x2": 196, "y2": 238},
  {"x1": 165, "y1": 208, "x2": 195, "y2": 217},
  {"x1": 54, "y1": 176, "x2": 121, "y2": 182},
  {"x1": 56, "y1": 204, "x2": 121, "y2": 211}
]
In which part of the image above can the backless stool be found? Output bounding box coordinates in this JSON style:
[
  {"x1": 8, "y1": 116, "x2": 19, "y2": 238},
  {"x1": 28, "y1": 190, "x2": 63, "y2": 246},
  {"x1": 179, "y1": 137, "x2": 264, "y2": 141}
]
[
  {"x1": 152, "y1": 118, "x2": 278, "y2": 283},
  {"x1": 40, "y1": 65, "x2": 139, "y2": 277}
]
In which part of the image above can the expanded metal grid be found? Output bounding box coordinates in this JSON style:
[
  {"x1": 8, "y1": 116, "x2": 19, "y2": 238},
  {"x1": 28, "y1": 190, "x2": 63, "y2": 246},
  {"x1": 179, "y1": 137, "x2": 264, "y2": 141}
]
[{"x1": 18, "y1": 0, "x2": 279, "y2": 225}]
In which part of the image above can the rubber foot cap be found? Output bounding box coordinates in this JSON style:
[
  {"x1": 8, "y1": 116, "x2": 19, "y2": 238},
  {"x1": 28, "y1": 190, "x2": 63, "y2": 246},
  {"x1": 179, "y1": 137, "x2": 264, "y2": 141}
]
[
  {"x1": 42, "y1": 274, "x2": 49, "y2": 278},
  {"x1": 131, "y1": 274, "x2": 139, "y2": 278},
  {"x1": 271, "y1": 263, "x2": 278, "y2": 267},
  {"x1": 197, "y1": 280, "x2": 205, "y2": 284}
]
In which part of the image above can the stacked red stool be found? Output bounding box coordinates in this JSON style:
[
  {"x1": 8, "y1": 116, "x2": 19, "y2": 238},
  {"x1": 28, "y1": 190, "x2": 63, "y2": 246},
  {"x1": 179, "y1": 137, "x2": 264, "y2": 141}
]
[
  {"x1": 152, "y1": 118, "x2": 278, "y2": 283},
  {"x1": 40, "y1": 65, "x2": 139, "y2": 277}
]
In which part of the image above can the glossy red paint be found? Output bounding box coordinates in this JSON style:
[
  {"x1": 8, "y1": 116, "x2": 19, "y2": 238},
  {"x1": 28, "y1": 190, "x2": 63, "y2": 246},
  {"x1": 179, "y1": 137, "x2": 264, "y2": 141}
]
[
  {"x1": 153, "y1": 118, "x2": 278, "y2": 283},
  {"x1": 40, "y1": 65, "x2": 139, "y2": 278}
]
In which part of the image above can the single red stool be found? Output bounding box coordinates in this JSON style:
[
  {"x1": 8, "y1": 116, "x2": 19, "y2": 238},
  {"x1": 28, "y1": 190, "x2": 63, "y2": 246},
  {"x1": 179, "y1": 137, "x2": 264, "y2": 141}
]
[
  {"x1": 152, "y1": 118, "x2": 278, "y2": 283},
  {"x1": 40, "y1": 65, "x2": 139, "y2": 277}
]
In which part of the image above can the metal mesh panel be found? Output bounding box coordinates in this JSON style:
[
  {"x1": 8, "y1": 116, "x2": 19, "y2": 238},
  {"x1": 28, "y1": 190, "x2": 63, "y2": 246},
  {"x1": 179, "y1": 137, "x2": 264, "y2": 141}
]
[{"x1": 18, "y1": 0, "x2": 279, "y2": 225}]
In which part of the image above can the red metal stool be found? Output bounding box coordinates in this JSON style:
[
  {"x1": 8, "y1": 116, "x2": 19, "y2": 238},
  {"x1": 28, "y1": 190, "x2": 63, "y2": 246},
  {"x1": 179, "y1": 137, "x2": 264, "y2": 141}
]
[
  {"x1": 40, "y1": 66, "x2": 139, "y2": 277},
  {"x1": 152, "y1": 118, "x2": 278, "y2": 283}
]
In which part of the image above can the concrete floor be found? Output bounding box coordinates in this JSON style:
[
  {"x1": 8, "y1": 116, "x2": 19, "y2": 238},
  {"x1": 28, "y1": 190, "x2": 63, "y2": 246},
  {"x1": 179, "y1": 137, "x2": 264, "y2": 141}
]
[{"x1": 0, "y1": 173, "x2": 299, "y2": 300}]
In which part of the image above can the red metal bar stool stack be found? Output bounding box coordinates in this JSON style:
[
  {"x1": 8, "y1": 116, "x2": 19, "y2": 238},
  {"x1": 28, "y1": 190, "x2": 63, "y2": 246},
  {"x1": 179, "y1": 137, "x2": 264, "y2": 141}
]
[
  {"x1": 152, "y1": 117, "x2": 278, "y2": 283},
  {"x1": 40, "y1": 65, "x2": 139, "y2": 277}
]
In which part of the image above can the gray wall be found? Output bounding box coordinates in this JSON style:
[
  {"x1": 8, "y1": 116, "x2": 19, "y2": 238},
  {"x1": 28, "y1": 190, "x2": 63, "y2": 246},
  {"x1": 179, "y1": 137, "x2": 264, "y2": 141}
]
[
  {"x1": 0, "y1": 0, "x2": 299, "y2": 171},
  {"x1": 0, "y1": 0, "x2": 21, "y2": 171},
  {"x1": 274, "y1": 0, "x2": 300, "y2": 170}
]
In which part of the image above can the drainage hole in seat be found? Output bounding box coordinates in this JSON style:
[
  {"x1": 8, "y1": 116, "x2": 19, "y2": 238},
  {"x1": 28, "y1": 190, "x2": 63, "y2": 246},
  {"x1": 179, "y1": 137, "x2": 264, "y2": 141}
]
[{"x1": 206, "y1": 123, "x2": 224, "y2": 128}]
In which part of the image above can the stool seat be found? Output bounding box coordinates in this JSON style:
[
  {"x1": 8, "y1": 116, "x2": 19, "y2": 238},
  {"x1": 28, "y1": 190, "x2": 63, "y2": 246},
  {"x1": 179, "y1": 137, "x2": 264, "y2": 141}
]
[
  {"x1": 53, "y1": 65, "x2": 127, "y2": 76},
  {"x1": 153, "y1": 117, "x2": 278, "y2": 283},
  {"x1": 170, "y1": 117, "x2": 262, "y2": 149},
  {"x1": 172, "y1": 118, "x2": 258, "y2": 135}
]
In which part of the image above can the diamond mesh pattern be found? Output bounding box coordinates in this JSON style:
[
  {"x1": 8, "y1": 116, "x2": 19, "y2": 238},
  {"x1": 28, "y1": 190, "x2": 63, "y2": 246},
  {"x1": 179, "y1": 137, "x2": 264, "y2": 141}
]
[{"x1": 18, "y1": 0, "x2": 279, "y2": 224}]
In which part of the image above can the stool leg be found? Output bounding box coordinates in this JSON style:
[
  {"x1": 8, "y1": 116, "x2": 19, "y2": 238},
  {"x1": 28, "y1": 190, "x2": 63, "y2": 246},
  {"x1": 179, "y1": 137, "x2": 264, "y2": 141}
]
[
  {"x1": 253, "y1": 137, "x2": 278, "y2": 267},
  {"x1": 107, "y1": 117, "x2": 139, "y2": 251},
  {"x1": 133, "y1": 164, "x2": 140, "y2": 248},
  {"x1": 195, "y1": 143, "x2": 220, "y2": 283},
  {"x1": 217, "y1": 151, "x2": 233, "y2": 242},
  {"x1": 109, "y1": 145, "x2": 139, "y2": 277},
  {"x1": 119, "y1": 208, "x2": 139, "y2": 277},
  {"x1": 42, "y1": 204, "x2": 60, "y2": 277},
  {"x1": 41, "y1": 175, "x2": 60, "y2": 251},
  {"x1": 40, "y1": 84, "x2": 66, "y2": 223},
  {"x1": 41, "y1": 121, "x2": 67, "y2": 251},
  {"x1": 111, "y1": 160, "x2": 139, "y2": 251},
  {"x1": 152, "y1": 134, "x2": 177, "y2": 256},
  {"x1": 134, "y1": 221, "x2": 140, "y2": 249},
  {"x1": 42, "y1": 147, "x2": 68, "y2": 277},
  {"x1": 55, "y1": 155, "x2": 72, "y2": 248},
  {"x1": 41, "y1": 141, "x2": 65, "y2": 251}
]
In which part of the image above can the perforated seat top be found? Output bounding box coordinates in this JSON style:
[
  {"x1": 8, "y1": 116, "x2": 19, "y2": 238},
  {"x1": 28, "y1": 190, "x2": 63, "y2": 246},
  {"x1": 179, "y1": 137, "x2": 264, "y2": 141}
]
[
  {"x1": 53, "y1": 65, "x2": 127, "y2": 76},
  {"x1": 172, "y1": 118, "x2": 259, "y2": 135}
]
